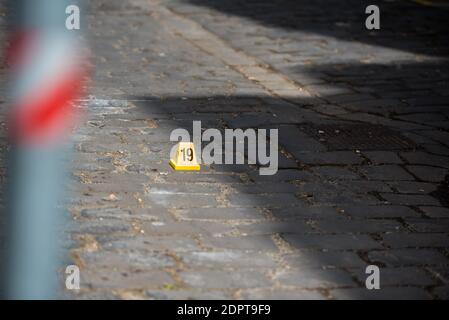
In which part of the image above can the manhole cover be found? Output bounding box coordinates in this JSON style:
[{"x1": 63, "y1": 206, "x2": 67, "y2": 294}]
[{"x1": 299, "y1": 123, "x2": 416, "y2": 151}]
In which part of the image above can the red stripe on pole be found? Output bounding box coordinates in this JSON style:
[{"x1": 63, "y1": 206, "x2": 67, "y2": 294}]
[{"x1": 10, "y1": 69, "x2": 85, "y2": 144}]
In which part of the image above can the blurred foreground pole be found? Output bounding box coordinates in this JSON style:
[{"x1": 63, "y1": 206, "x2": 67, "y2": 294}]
[{"x1": 3, "y1": 0, "x2": 86, "y2": 299}]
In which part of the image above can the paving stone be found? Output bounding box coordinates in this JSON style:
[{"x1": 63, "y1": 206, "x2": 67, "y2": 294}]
[
  {"x1": 235, "y1": 221, "x2": 313, "y2": 235},
  {"x1": 396, "y1": 113, "x2": 445, "y2": 123},
  {"x1": 227, "y1": 193, "x2": 302, "y2": 208},
  {"x1": 404, "y1": 218, "x2": 449, "y2": 233},
  {"x1": 180, "y1": 270, "x2": 272, "y2": 289},
  {"x1": 330, "y1": 287, "x2": 432, "y2": 300},
  {"x1": 387, "y1": 181, "x2": 438, "y2": 194},
  {"x1": 406, "y1": 165, "x2": 448, "y2": 182},
  {"x1": 270, "y1": 206, "x2": 342, "y2": 219},
  {"x1": 74, "y1": 218, "x2": 133, "y2": 234},
  {"x1": 82, "y1": 268, "x2": 174, "y2": 290},
  {"x1": 162, "y1": 173, "x2": 242, "y2": 183},
  {"x1": 68, "y1": 290, "x2": 120, "y2": 300},
  {"x1": 240, "y1": 289, "x2": 325, "y2": 300},
  {"x1": 367, "y1": 249, "x2": 449, "y2": 267},
  {"x1": 100, "y1": 235, "x2": 201, "y2": 252},
  {"x1": 81, "y1": 250, "x2": 176, "y2": 269},
  {"x1": 380, "y1": 193, "x2": 441, "y2": 206},
  {"x1": 146, "y1": 193, "x2": 219, "y2": 208},
  {"x1": 70, "y1": 180, "x2": 143, "y2": 195},
  {"x1": 429, "y1": 267, "x2": 449, "y2": 284},
  {"x1": 274, "y1": 268, "x2": 356, "y2": 289},
  {"x1": 341, "y1": 205, "x2": 420, "y2": 218},
  {"x1": 300, "y1": 186, "x2": 381, "y2": 205},
  {"x1": 80, "y1": 208, "x2": 134, "y2": 220},
  {"x1": 306, "y1": 84, "x2": 355, "y2": 96},
  {"x1": 176, "y1": 207, "x2": 266, "y2": 220},
  {"x1": 295, "y1": 151, "x2": 363, "y2": 165},
  {"x1": 315, "y1": 218, "x2": 403, "y2": 234},
  {"x1": 180, "y1": 250, "x2": 277, "y2": 269},
  {"x1": 363, "y1": 151, "x2": 403, "y2": 164},
  {"x1": 312, "y1": 104, "x2": 348, "y2": 116},
  {"x1": 401, "y1": 152, "x2": 449, "y2": 169},
  {"x1": 76, "y1": 171, "x2": 149, "y2": 186},
  {"x1": 338, "y1": 181, "x2": 393, "y2": 193},
  {"x1": 146, "y1": 289, "x2": 232, "y2": 300},
  {"x1": 206, "y1": 235, "x2": 278, "y2": 252},
  {"x1": 425, "y1": 145, "x2": 449, "y2": 157},
  {"x1": 140, "y1": 221, "x2": 232, "y2": 237},
  {"x1": 360, "y1": 165, "x2": 414, "y2": 181},
  {"x1": 233, "y1": 182, "x2": 298, "y2": 194},
  {"x1": 282, "y1": 234, "x2": 382, "y2": 250},
  {"x1": 77, "y1": 206, "x2": 169, "y2": 222},
  {"x1": 419, "y1": 206, "x2": 449, "y2": 218},
  {"x1": 248, "y1": 169, "x2": 313, "y2": 182},
  {"x1": 351, "y1": 267, "x2": 437, "y2": 287},
  {"x1": 282, "y1": 251, "x2": 367, "y2": 269},
  {"x1": 382, "y1": 233, "x2": 449, "y2": 248},
  {"x1": 311, "y1": 167, "x2": 360, "y2": 180},
  {"x1": 146, "y1": 183, "x2": 221, "y2": 194}
]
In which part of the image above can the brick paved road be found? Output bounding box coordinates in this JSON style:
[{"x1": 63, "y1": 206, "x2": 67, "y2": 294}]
[{"x1": 3, "y1": 0, "x2": 449, "y2": 299}]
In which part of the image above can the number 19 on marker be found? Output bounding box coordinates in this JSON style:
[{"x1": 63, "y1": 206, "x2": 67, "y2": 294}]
[{"x1": 169, "y1": 142, "x2": 200, "y2": 171}]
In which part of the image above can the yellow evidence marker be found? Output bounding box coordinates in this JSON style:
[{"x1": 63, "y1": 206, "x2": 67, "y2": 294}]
[{"x1": 169, "y1": 142, "x2": 201, "y2": 171}]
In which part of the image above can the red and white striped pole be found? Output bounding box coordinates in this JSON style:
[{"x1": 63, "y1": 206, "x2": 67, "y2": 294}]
[{"x1": 3, "y1": 0, "x2": 87, "y2": 299}]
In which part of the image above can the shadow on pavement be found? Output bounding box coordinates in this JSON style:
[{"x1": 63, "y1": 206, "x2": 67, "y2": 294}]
[
  {"x1": 183, "y1": 0, "x2": 449, "y2": 57},
  {"x1": 124, "y1": 93, "x2": 448, "y2": 298}
]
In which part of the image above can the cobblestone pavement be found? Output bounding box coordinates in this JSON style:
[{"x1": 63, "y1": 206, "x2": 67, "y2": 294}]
[{"x1": 3, "y1": 0, "x2": 449, "y2": 299}]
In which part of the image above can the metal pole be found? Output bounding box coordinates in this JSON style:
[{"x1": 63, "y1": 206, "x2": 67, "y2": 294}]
[{"x1": 2, "y1": 0, "x2": 85, "y2": 299}]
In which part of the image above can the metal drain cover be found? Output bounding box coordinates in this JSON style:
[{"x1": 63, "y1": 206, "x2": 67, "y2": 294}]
[{"x1": 299, "y1": 123, "x2": 416, "y2": 151}]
